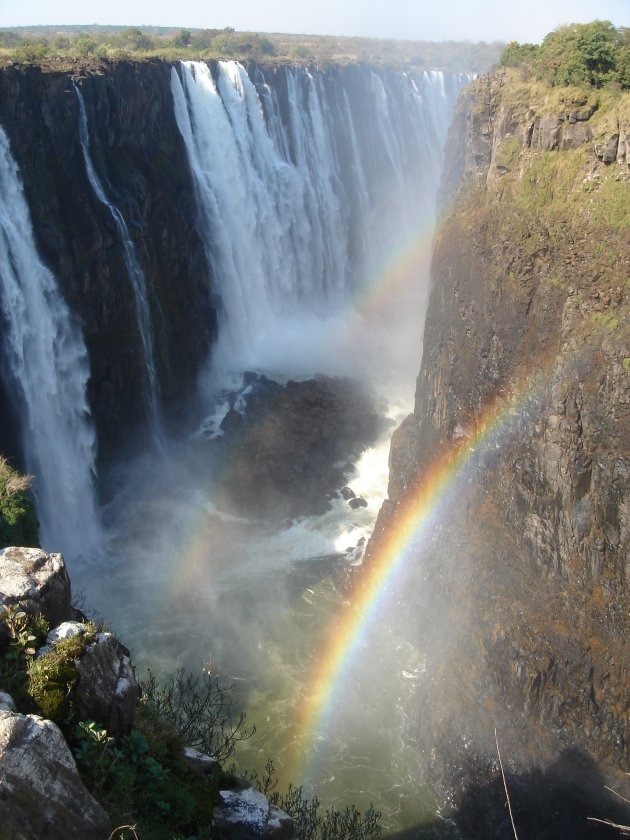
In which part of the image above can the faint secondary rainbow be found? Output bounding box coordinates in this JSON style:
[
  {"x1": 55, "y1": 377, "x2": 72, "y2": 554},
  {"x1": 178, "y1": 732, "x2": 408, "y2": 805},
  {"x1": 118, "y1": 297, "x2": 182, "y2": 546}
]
[
  {"x1": 160, "y1": 212, "x2": 441, "y2": 601},
  {"x1": 288, "y1": 366, "x2": 551, "y2": 782}
]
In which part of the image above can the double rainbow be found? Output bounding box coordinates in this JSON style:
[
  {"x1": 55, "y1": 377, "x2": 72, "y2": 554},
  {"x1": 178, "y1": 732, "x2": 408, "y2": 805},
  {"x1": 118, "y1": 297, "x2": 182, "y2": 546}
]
[{"x1": 289, "y1": 366, "x2": 551, "y2": 781}]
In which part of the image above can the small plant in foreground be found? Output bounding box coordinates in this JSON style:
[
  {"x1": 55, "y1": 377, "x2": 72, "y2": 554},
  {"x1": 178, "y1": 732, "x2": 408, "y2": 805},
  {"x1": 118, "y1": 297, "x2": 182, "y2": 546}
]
[
  {"x1": 0, "y1": 455, "x2": 39, "y2": 548},
  {"x1": 74, "y1": 719, "x2": 215, "y2": 840},
  {"x1": 0, "y1": 604, "x2": 48, "y2": 703}
]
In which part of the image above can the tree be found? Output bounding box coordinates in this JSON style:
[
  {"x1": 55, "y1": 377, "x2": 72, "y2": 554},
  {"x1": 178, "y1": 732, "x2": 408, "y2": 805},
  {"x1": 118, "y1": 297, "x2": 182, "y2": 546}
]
[
  {"x1": 172, "y1": 28, "x2": 192, "y2": 48},
  {"x1": 535, "y1": 21, "x2": 618, "y2": 88},
  {"x1": 499, "y1": 41, "x2": 539, "y2": 68}
]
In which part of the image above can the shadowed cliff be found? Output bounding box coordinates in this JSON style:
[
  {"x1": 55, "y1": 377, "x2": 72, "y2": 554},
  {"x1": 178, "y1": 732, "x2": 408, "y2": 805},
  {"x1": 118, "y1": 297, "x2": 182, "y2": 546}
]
[
  {"x1": 0, "y1": 60, "x2": 216, "y2": 464},
  {"x1": 369, "y1": 66, "x2": 630, "y2": 832}
]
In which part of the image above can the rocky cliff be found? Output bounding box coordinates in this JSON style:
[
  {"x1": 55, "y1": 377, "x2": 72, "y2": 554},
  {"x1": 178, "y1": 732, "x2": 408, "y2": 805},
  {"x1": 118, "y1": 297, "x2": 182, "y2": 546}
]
[
  {"x1": 372, "y1": 68, "x2": 630, "y2": 835},
  {"x1": 0, "y1": 60, "x2": 215, "y2": 463}
]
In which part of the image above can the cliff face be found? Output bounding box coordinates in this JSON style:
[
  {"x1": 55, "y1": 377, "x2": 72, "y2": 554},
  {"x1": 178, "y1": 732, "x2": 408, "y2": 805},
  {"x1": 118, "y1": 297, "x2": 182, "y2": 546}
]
[
  {"x1": 0, "y1": 61, "x2": 215, "y2": 462},
  {"x1": 377, "y1": 69, "x2": 630, "y2": 832}
]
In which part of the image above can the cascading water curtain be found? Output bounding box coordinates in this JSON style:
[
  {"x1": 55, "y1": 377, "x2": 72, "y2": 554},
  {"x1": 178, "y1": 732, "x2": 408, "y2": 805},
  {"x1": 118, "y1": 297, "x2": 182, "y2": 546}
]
[
  {"x1": 0, "y1": 125, "x2": 101, "y2": 558},
  {"x1": 171, "y1": 61, "x2": 468, "y2": 376}
]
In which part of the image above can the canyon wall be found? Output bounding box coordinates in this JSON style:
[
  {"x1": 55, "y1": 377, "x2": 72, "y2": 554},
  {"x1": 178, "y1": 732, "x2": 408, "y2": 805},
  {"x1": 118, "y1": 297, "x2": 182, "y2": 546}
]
[
  {"x1": 0, "y1": 60, "x2": 215, "y2": 463},
  {"x1": 0, "y1": 58, "x2": 464, "y2": 483},
  {"x1": 372, "y1": 68, "x2": 630, "y2": 833}
]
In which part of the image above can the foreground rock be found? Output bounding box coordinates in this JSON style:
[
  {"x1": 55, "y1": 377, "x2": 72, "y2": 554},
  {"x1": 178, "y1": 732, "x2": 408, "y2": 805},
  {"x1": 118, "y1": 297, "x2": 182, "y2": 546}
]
[
  {"x1": 73, "y1": 632, "x2": 139, "y2": 737},
  {"x1": 216, "y1": 373, "x2": 382, "y2": 519},
  {"x1": 0, "y1": 546, "x2": 71, "y2": 626},
  {"x1": 213, "y1": 785, "x2": 295, "y2": 839},
  {"x1": 0, "y1": 547, "x2": 140, "y2": 736},
  {"x1": 0, "y1": 710, "x2": 111, "y2": 839}
]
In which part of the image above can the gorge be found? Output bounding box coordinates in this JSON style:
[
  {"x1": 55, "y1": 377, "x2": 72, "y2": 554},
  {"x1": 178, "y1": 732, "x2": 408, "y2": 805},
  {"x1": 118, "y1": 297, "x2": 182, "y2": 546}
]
[{"x1": 0, "y1": 34, "x2": 629, "y2": 840}]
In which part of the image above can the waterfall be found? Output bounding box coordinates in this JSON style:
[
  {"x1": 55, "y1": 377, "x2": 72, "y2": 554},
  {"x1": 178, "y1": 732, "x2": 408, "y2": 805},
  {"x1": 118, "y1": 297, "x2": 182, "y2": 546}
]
[
  {"x1": 172, "y1": 60, "x2": 466, "y2": 380},
  {"x1": 0, "y1": 125, "x2": 100, "y2": 557},
  {"x1": 74, "y1": 84, "x2": 164, "y2": 446}
]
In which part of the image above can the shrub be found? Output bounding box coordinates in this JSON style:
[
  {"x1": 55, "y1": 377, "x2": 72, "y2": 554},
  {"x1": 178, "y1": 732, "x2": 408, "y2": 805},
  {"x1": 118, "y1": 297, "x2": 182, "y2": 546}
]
[
  {"x1": 0, "y1": 456, "x2": 39, "y2": 548},
  {"x1": 499, "y1": 41, "x2": 539, "y2": 68},
  {"x1": 0, "y1": 604, "x2": 48, "y2": 704},
  {"x1": 273, "y1": 783, "x2": 381, "y2": 840},
  {"x1": 539, "y1": 21, "x2": 627, "y2": 89},
  {"x1": 500, "y1": 22, "x2": 630, "y2": 89},
  {"x1": 247, "y1": 759, "x2": 382, "y2": 840},
  {"x1": 73, "y1": 720, "x2": 215, "y2": 840},
  {"x1": 139, "y1": 666, "x2": 255, "y2": 762}
]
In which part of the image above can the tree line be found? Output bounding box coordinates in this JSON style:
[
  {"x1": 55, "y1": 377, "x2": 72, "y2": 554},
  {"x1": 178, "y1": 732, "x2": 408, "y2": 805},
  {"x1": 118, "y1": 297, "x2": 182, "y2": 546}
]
[{"x1": 500, "y1": 21, "x2": 630, "y2": 89}]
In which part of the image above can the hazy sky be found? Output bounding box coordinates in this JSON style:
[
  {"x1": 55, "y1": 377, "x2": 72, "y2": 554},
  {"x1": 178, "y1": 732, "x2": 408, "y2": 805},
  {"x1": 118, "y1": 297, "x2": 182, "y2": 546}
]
[{"x1": 2, "y1": 0, "x2": 628, "y2": 43}]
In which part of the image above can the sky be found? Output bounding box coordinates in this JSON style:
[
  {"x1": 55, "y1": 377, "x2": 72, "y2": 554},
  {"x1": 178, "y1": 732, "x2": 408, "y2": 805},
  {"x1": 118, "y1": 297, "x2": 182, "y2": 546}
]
[{"x1": 1, "y1": 0, "x2": 628, "y2": 44}]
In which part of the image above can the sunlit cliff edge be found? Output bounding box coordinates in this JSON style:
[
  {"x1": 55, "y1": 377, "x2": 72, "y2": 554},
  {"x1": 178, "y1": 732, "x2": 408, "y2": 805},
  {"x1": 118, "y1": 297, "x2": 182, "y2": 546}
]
[{"x1": 368, "y1": 66, "x2": 630, "y2": 834}]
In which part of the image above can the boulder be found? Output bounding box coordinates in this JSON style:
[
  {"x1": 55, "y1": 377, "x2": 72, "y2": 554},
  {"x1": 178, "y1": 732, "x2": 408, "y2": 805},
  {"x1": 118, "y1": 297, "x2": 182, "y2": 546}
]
[
  {"x1": 212, "y1": 785, "x2": 295, "y2": 839},
  {"x1": 348, "y1": 496, "x2": 368, "y2": 509},
  {"x1": 0, "y1": 547, "x2": 71, "y2": 626},
  {"x1": 36, "y1": 620, "x2": 86, "y2": 658},
  {"x1": 0, "y1": 692, "x2": 15, "y2": 712},
  {"x1": 0, "y1": 710, "x2": 111, "y2": 840},
  {"x1": 73, "y1": 632, "x2": 140, "y2": 737},
  {"x1": 217, "y1": 374, "x2": 382, "y2": 519},
  {"x1": 183, "y1": 745, "x2": 220, "y2": 775}
]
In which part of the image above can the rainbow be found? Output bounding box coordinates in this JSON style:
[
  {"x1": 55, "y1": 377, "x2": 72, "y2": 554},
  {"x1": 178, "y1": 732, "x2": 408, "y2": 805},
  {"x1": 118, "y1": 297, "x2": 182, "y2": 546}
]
[
  {"x1": 163, "y1": 214, "x2": 441, "y2": 600},
  {"x1": 288, "y1": 366, "x2": 551, "y2": 782}
]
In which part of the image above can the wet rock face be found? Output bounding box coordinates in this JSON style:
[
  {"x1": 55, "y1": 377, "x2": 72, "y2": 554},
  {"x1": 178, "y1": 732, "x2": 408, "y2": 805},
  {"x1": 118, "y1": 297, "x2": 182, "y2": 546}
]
[
  {"x1": 376, "y1": 70, "x2": 630, "y2": 827},
  {"x1": 216, "y1": 373, "x2": 383, "y2": 519},
  {"x1": 0, "y1": 61, "x2": 215, "y2": 463}
]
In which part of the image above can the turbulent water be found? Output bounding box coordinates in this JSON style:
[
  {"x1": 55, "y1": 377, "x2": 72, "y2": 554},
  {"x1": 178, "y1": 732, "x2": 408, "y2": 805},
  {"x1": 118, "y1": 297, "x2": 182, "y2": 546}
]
[
  {"x1": 0, "y1": 125, "x2": 100, "y2": 556},
  {"x1": 1, "y1": 61, "x2": 467, "y2": 836}
]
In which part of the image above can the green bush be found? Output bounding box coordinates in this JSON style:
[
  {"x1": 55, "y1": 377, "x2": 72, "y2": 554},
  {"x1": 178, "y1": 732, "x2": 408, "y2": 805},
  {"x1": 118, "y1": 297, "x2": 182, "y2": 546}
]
[
  {"x1": 502, "y1": 21, "x2": 630, "y2": 89},
  {"x1": 73, "y1": 720, "x2": 215, "y2": 840},
  {"x1": 0, "y1": 605, "x2": 49, "y2": 704},
  {"x1": 27, "y1": 624, "x2": 98, "y2": 723},
  {"x1": 0, "y1": 456, "x2": 39, "y2": 548},
  {"x1": 499, "y1": 41, "x2": 539, "y2": 68}
]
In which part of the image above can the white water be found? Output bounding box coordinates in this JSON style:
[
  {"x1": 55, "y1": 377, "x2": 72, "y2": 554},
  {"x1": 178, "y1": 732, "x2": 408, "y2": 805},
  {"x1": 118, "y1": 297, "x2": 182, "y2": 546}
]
[
  {"x1": 0, "y1": 126, "x2": 100, "y2": 556},
  {"x1": 74, "y1": 84, "x2": 164, "y2": 446},
  {"x1": 2, "y1": 62, "x2": 468, "y2": 834},
  {"x1": 171, "y1": 62, "x2": 465, "y2": 391},
  {"x1": 69, "y1": 62, "x2": 468, "y2": 835}
]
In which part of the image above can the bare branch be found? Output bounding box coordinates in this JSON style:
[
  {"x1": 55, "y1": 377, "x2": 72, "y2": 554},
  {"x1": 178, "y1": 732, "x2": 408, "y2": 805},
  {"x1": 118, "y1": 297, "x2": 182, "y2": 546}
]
[
  {"x1": 605, "y1": 785, "x2": 630, "y2": 806},
  {"x1": 495, "y1": 728, "x2": 520, "y2": 840},
  {"x1": 587, "y1": 817, "x2": 630, "y2": 835}
]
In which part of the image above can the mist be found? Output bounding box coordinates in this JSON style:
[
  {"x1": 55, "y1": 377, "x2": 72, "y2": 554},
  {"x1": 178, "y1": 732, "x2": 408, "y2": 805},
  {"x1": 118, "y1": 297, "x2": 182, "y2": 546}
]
[{"x1": 59, "y1": 59, "x2": 466, "y2": 834}]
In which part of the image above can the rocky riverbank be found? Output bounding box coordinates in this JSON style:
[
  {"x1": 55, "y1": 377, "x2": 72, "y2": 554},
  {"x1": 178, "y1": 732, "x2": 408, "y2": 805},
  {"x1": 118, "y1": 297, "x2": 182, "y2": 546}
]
[{"x1": 0, "y1": 546, "x2": 296, "y2": 839}]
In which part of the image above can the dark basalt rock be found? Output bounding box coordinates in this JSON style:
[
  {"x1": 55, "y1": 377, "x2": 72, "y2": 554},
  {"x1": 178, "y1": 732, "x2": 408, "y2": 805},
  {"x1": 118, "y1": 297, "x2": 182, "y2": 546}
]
[
  {"x1": 369, "y1": 69, "x2": 630, "y2": 832},
  {"x1": 0, "y1": 61, "x2": 216, "y2": 465},
  {"x1": 216, "y1": 373, "x2": 382, "y2": 519}
]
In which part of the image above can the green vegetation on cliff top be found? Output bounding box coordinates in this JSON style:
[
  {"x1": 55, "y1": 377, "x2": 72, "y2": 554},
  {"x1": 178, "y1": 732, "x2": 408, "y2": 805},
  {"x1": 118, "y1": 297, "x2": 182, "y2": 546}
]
[
  {"x1": 500, "y1": 21, "x2": 630, "y2": 89},
  {"x1": 0, "y1": 24, "x2": 502, "y2": 72}
]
